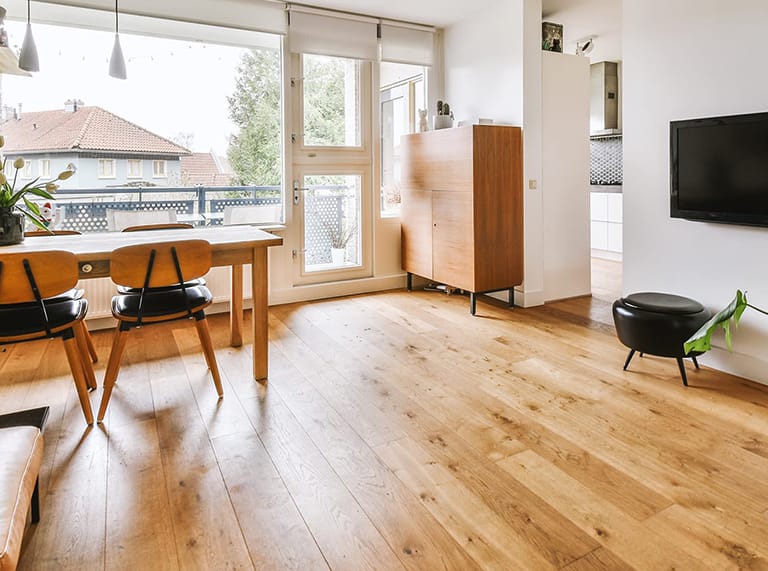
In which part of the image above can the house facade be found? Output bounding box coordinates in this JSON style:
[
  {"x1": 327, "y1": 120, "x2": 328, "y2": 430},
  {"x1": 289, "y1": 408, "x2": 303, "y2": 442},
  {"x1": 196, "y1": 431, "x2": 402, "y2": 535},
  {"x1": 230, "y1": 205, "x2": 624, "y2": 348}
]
[{"x1": 0, "y1": 100, "x2": 190, "y2": 189}]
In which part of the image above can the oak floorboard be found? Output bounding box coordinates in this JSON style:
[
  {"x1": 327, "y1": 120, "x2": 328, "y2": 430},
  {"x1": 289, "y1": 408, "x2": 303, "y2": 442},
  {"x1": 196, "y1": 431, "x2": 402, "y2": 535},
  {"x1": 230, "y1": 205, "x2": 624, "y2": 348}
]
[{"x1": 6, "y1": 270, "x2": 768, "y2": 571}]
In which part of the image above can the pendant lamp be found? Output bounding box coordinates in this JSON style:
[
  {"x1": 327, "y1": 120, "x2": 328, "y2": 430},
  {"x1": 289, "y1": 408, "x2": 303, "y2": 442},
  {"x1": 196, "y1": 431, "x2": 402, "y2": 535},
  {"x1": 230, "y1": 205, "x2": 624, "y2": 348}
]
[
  {"x1": 18, "y1": 0, "x2": 39, "y2": 72},
  {"x1": 108, "y1": 0, "x2": 126, "y2": 79}
]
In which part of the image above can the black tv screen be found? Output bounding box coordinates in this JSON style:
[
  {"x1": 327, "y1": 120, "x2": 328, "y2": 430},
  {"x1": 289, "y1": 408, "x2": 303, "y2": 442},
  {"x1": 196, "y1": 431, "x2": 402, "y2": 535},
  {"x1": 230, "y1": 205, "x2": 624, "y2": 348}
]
[{"x1": 670, "y1": 111, "x2": 768, "y2": 227}]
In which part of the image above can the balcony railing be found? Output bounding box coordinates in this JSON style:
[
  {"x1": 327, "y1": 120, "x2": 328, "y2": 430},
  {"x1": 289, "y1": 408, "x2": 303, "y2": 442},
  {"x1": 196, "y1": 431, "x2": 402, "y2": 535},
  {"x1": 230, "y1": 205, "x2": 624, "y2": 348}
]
[{"x1": 50, "y1": 185, "x2": 281, "y2": 232}]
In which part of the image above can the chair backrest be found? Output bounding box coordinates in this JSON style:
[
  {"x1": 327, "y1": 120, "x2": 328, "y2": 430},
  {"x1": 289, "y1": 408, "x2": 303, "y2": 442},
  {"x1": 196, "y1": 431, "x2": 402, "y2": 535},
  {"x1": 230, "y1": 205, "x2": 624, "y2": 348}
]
[
  {"x1": 106, "y1": 209, "x2": 178, "y2": 232},
  {"x1": 0, "y1": 251, "x2": 79, "y2": 304},
  {"x1": 110, "y1": 240, "x2": 211, "y2": 288},
  {"x1": 122, "y1": 223, "x2": 193, "y2": 232},
  {"x1": 223, "y1": 205, "x2": 281, "y2": 226},
  {"x1": 25, "y1": 230, "x2": 82, "y2": 237}
]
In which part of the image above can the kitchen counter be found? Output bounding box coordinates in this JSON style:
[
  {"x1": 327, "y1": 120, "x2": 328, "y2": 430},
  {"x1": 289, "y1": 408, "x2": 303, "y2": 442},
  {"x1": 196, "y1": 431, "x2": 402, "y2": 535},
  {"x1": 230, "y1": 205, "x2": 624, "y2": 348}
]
[{"x1": 590, "y1": 184, "x2": 622, "y2": 193}]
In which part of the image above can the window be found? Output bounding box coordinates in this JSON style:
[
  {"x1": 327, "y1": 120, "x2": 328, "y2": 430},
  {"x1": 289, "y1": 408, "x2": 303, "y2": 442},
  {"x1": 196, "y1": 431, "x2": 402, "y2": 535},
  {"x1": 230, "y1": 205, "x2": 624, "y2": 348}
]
[
  {"x1": 153, "y1": 160, "x2": 167, "y2": 178},
  {"x1": 127, "y1": 159, "x2": 143, "y2": 178},
  {"x1": 98, "y1": 159, "x2": 115, "y2": 178},
  {"x1": 40, "y1": 159, "x2": 51, "y2": 178},
  {"x1": 21, "y1": 160, "x2": 33, "y2": 179},
  {"x1": 380, "y1": 62, "x2": 427, "y2": 216}
]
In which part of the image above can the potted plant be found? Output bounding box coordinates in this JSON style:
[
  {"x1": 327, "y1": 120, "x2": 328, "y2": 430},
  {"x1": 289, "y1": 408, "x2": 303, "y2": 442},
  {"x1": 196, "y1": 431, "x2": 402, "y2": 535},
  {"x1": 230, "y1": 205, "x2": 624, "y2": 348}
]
[
  {"x1": 0, "y1": 136, "x2": 76, "y2": 245},
  {"x1": 684, "y1": 290, "x2": 768, "y2": 353},
  {"x1": 324, "y1": 219, "x2": 356, "y2": 265}
]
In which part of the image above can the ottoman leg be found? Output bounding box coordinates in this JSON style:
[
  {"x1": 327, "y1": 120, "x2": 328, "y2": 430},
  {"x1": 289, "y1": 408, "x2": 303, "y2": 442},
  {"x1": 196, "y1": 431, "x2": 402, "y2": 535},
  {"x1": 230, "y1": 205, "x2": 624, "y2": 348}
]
[
  {"x1": 623, "y1": 349, "x2": 636, "y2": 371},
  {"x1": 676, "y1": 358, "x2": 689, "y2": 387}
]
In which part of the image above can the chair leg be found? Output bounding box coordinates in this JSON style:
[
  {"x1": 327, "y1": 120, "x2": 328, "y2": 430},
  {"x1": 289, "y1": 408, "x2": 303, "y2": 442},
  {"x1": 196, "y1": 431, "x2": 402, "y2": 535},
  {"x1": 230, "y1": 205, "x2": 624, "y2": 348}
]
[
  {"x1": 676, "y1": 358, "x2": 689, "y2": 387},
  {"x1": 80, "y1": 321, "x2": 99, "y2": 364},
  {"x1": 623, "y1": 349, "x2": 636, "y2": 371},
  {"x1": 692, "y1": 356, "x2": 700, "y2": 369},
  {"x1": 194, "y1": 315, "x2": 224, "y2": 398},
  {"x1": 98, "y1": 326, "x2": 130, "y2": 422},
  {"x1": 74, "y1": 322, "x2": 97, "y2": 391},
  {"x1": 62, "y1": 335, "x2": 94, "y2": 425}
]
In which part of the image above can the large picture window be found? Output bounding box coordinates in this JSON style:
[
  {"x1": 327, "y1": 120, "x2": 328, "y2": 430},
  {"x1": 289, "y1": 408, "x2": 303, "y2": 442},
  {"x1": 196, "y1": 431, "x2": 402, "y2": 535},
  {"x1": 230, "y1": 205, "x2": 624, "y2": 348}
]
[{"x1": 1, "y1": 10, "x2": 283, "y2": 233}]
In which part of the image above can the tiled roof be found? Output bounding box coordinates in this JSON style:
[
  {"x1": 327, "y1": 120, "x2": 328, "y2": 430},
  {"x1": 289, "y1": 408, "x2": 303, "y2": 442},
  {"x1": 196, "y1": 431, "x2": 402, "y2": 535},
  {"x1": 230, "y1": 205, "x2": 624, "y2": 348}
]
[
  {"x1": 180, "y1": 152, "x2": 235, "y2": 186},
  {"x1": 0, "y1": 106, "x2": 190, "y2": 156}
]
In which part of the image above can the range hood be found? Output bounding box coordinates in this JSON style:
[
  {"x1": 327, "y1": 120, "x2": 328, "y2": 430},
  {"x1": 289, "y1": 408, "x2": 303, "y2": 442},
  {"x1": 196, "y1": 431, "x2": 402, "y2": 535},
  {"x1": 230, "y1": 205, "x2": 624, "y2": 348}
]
[{"x1": 590, "y1": 62, "x2": 621, "y2": 136}]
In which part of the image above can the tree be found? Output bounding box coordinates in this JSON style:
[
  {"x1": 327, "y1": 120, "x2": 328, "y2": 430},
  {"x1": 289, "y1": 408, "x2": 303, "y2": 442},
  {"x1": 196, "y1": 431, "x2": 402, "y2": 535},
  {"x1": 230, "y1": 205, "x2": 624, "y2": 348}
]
[{"x1": 227, "y1": 48, "x2": 281, "y2": 186}]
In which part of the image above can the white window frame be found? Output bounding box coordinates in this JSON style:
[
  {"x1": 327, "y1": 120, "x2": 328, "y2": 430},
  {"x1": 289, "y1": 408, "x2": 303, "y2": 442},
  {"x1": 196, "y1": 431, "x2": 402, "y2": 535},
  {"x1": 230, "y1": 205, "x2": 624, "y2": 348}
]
[
  {"x1": 98, "y1": 159, "x2": 116, "y2": 179},
  {"x1": 153, "y1": 160, "x2": 167, "y2": 178},
  {"x1": 127, "y1": 159, "x2": 143, "y2": 179},
  {"x1": 39, "y1": 159, "x2": 51, "y2": 178},
  {"x1": 21, "y1": 160, "x2": 33, "y2": 179}
]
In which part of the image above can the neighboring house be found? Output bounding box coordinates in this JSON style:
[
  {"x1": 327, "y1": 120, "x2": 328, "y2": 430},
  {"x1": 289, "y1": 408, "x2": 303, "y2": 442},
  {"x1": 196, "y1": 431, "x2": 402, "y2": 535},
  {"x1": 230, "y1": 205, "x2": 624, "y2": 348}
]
[
  {"x1": 179, "y1": 151, "x2": 235, "y2": 187},
  {"x1": 0, "y1": 100, "x2": 190, "y2": 189}
]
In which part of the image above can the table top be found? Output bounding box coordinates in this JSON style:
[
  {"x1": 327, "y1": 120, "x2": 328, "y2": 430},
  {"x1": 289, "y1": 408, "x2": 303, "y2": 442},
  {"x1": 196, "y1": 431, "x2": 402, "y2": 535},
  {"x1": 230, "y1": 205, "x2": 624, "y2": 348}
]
[{"x1": 0, "y1": 226, "x2": 283, "y2": 257}]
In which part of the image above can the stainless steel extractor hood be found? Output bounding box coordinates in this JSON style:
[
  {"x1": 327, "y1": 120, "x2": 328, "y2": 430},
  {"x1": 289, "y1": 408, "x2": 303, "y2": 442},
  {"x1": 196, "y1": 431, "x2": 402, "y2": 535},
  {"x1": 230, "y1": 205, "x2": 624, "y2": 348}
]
[{"x1": 590, "y1": 62, "x2": 621, "y2": 136}]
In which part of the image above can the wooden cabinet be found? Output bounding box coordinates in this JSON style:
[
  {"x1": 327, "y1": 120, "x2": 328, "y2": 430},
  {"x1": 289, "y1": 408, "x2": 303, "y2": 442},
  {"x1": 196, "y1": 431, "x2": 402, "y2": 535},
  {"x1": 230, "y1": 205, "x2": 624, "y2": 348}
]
[{"x1": 400, "y1": 125, "x2": 523, "y2": 314}]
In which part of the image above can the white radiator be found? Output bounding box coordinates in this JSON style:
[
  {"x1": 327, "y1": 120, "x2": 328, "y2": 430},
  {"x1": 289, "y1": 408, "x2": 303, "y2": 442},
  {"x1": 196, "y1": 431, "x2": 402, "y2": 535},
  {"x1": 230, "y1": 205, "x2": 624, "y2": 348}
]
[{"x1": 80, "y1": 266, "x2": 252, "y2": 319}]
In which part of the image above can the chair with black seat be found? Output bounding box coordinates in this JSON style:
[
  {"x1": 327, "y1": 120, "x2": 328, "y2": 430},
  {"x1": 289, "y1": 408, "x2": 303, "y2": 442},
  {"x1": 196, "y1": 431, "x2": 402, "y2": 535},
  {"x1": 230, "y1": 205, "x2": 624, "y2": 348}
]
[
  {"x1": 24, "y1": 230, "x2": 99, "y2": 387},
  {"x1": 98, "y1": 240, "x2": 223, "y2": 422},
  {"x1": 0, "y1": 251, "x2": 95, "y2": 424}
]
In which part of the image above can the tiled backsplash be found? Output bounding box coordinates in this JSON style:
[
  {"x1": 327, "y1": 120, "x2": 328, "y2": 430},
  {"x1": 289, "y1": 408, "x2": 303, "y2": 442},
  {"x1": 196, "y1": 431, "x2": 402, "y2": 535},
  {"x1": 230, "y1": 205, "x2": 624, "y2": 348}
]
[{"x1": 590, "y1": 135, "x2": 623, "y2": 185}]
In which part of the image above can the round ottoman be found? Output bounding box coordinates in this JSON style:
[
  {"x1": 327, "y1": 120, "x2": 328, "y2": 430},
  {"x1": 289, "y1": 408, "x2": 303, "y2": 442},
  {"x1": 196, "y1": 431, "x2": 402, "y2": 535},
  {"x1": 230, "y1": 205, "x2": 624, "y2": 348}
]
[{"x1": 612, "y1": 292, "x2": 711, "y2": 386}]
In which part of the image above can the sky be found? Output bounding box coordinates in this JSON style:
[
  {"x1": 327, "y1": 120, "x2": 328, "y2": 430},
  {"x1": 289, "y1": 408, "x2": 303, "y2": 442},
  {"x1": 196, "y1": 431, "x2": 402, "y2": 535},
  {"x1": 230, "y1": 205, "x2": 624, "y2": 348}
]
[{"x1": 1, "y1": 20, "x2": 251, "y2": 156}]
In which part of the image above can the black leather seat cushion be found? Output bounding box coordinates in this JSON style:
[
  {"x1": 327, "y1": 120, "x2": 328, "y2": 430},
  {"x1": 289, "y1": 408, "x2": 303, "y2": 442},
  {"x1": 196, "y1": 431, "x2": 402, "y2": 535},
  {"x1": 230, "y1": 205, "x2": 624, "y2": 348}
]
[
  {"x1": 0, "y1": 299, "x2": 87, "y2": 338},
  {"x1": 116, "y1": 278, "x2": 206, "y2": 295},
  {"x1": 112, "y1": 285, "x2": 212, "y2": 320},
  {"x1": 622, "y1": 292, "x2": 705, "y2": 315}
]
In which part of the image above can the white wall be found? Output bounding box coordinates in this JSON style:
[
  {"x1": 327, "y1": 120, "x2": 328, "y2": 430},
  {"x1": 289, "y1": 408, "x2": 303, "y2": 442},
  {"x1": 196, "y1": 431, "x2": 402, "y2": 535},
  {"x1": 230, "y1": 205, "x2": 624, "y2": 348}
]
[
  {"x1": 623, "y1": 0, "x2": 768, "y2": 383},
  {"x1": 542, "y1": 52, "x2": 591, "y2": 301},
  {"x1": 444, "y1": 0, "x2": 550, "y2": 307}
]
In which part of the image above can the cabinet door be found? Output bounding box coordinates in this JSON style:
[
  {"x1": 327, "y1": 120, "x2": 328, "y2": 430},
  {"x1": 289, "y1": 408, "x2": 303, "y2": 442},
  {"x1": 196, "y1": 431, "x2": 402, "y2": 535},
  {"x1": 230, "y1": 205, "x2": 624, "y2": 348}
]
[
  {"x1": 400, "y1": 188, "x2": 433, "y2": 278},
  {"x1": 432, "y1": 190, "x2": 474, "y2": 291}
]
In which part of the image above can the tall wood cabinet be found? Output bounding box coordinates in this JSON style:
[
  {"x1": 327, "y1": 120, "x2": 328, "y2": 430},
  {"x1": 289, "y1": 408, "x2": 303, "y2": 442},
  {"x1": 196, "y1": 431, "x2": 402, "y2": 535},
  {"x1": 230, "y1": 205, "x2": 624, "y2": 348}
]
[{"x1": 400, "y1": 125, "x2": 524, "y2": 314}]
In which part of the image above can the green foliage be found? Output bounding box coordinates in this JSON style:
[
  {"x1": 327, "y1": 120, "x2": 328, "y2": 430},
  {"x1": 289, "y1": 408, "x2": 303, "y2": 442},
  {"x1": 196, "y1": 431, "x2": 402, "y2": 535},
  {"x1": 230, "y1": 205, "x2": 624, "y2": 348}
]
[
  {"x1": 302, "y1": 55, "x2": 348, "y2": 146},
  {"x1": 226, "y1": 48, "x2": 282, "y2": 186},
  {"x1": 684, "y1": 290, "x2": 749, "y2": 354}
]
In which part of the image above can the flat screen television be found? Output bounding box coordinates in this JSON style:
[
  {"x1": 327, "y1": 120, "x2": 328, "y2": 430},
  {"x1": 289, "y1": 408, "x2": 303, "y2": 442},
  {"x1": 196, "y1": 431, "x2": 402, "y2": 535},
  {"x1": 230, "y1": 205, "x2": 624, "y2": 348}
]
[{"x1": 670, "y1": 111, "x2": 768, "y2": 227}]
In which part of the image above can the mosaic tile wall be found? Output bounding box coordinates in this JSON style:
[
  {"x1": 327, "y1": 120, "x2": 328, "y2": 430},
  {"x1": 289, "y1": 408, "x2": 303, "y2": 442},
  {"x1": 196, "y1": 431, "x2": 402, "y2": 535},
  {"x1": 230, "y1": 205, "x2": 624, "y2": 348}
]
[{"x1": 590, "y1": 135, "x2": 623, "y2": 185}]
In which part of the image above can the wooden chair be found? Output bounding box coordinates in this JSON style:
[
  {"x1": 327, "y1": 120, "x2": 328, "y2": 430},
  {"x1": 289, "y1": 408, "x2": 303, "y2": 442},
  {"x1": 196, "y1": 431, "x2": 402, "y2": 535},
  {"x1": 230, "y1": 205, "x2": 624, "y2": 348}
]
[
  {"x1": 106, "y1": 208, "x2": 178, "y2": 232},
  {"x1": 98, "y1": 240, "x2": 223, "y2": 422},
  {"x1": 121, "y1": 223, "x2": 193, "y2": 232},
  {"x1": 0, "y1": 251, "x2": 95, "y2": 424},
  {"x1": 23, "y1": 229, "x2": 99, "y2": 387}
]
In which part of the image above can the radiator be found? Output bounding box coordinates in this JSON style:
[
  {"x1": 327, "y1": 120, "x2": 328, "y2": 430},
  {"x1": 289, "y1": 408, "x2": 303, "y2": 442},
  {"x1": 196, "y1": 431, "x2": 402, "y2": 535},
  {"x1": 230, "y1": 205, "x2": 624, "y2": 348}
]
[{"x1": 79, "y1": 266, "x2": 252, "y2": 319}]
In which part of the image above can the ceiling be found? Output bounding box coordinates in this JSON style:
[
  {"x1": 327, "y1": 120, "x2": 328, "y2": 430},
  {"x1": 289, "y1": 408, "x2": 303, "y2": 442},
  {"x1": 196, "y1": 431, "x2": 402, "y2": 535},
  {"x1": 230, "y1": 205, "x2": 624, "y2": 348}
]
[{"x1": 302, "y1": 0, "x2": 622, "y2": 60}]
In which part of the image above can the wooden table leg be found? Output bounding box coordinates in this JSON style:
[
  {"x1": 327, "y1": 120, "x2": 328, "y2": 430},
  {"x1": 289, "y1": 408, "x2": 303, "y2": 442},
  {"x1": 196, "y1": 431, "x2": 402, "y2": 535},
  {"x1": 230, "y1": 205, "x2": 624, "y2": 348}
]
[
  {"x1": 252, "y1": 248, "x2": 268, "y2": 380},
  {"x1": 230, "y1": 264, "x2": 244, "y2": 347}
]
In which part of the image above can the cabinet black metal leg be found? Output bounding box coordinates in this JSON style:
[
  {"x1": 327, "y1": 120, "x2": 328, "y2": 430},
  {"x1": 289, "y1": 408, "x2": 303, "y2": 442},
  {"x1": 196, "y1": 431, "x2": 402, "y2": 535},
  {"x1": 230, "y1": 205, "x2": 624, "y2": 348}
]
[
  {"x1": 406, "y1": 272, "x2": 412, "y2": 292},
  {"x1": 508, "y1": 288, "x2": 515, "y2": 308},
  {"x1": 470, "y1": 293, "x2": 477, "y2": 315},
  {"x1": 676, "y1": 358, "x2": 689, "y2": 387}
]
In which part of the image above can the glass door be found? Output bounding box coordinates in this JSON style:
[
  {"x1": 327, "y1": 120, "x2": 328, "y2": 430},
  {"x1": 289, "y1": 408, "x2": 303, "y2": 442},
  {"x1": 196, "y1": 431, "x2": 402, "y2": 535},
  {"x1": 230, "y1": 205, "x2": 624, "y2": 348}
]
[{"x1": 292, "y1": 53, "x2": 372, "y2": 284}]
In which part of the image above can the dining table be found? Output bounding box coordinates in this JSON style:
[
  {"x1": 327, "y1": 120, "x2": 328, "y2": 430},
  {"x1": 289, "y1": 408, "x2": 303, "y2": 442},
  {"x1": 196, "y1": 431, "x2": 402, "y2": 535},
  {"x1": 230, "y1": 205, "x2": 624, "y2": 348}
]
[{"x1": 1, "y1": 225, "x2": 283, "y2": 380}]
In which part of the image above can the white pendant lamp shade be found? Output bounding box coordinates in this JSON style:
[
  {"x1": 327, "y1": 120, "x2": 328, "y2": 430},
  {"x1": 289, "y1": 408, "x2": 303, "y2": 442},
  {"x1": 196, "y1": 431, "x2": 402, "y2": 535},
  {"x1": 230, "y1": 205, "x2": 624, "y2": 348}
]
[
  {"x1": 108, "y1": 0, "x2": 126, "y2": 79},
  {"x1": 19, "y1": 22, "x2": 39, "y2": 71},
  {"x1": 109, "y1": 33, "x2": 126, "y2": 79}
]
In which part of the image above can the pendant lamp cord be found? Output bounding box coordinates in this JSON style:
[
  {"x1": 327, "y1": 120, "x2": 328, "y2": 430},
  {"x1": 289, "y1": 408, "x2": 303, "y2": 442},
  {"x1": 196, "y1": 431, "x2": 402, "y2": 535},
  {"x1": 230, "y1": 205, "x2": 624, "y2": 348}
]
[
  {"x1": 114, "y1": 0, "x2": 119, "y2": 34},
  {"x1": 26, "y1": 0, "x2": 30, "y2": 23}
]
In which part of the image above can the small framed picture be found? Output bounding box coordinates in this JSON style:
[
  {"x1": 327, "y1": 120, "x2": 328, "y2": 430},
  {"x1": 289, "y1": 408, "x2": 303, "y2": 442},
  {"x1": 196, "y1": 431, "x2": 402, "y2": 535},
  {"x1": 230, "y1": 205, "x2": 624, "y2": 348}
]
[{"x1": 542, "y1": 22, "x2": 563, "y2": 53}]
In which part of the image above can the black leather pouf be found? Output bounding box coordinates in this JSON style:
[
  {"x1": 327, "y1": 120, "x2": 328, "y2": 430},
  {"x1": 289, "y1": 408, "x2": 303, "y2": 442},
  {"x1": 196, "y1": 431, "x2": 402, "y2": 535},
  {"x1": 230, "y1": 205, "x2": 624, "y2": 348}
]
[{"x1": 612, "y1": 292, "x2": 711, "y2": 386}]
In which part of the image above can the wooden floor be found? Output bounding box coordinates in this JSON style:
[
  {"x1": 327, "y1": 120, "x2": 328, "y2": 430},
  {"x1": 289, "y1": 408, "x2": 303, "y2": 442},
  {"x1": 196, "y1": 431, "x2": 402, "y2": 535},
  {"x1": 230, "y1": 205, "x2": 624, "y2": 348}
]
[{"x1": 6, "y1": 262, "x2": 768, "y2": 570}]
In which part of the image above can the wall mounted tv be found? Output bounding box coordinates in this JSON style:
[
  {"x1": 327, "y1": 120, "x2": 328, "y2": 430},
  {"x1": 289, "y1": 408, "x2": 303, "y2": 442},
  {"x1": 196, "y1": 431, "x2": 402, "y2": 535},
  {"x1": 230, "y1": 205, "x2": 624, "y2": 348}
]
[{"x1": 670, "y1": 111, "x2": 768, "y2": 227}]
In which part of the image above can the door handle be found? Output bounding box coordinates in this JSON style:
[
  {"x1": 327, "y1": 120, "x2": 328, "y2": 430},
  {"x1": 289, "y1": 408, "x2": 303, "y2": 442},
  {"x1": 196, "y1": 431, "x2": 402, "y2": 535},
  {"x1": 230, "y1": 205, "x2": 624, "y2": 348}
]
[{"x1": 293, "y1": 180, "x2": 309, "y2": 205}]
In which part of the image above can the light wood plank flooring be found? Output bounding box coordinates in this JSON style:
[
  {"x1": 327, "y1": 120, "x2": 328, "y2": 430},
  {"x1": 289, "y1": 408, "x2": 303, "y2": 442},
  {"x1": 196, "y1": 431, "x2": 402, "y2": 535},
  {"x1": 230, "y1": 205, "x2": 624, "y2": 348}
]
[{"x1": 5, "y1": 276, "x2": 768, "y2": 570}]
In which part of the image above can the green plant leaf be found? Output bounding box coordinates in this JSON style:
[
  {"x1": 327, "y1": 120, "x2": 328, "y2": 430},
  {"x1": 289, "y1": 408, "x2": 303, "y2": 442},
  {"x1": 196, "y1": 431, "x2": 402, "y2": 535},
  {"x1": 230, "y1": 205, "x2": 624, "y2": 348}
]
[{"x1": 684, "y1": 290, "x2": 748, "y2": 354}]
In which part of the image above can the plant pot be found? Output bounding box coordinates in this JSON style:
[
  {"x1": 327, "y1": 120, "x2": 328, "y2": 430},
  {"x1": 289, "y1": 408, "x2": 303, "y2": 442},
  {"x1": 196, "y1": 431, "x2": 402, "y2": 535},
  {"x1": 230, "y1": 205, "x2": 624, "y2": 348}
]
[
  {"x1": 0, "y1": 208, "x2": 24, "y2": 246},
  {"x1": 330, "y1": 247, "x2": 345, "y2": 265}
]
